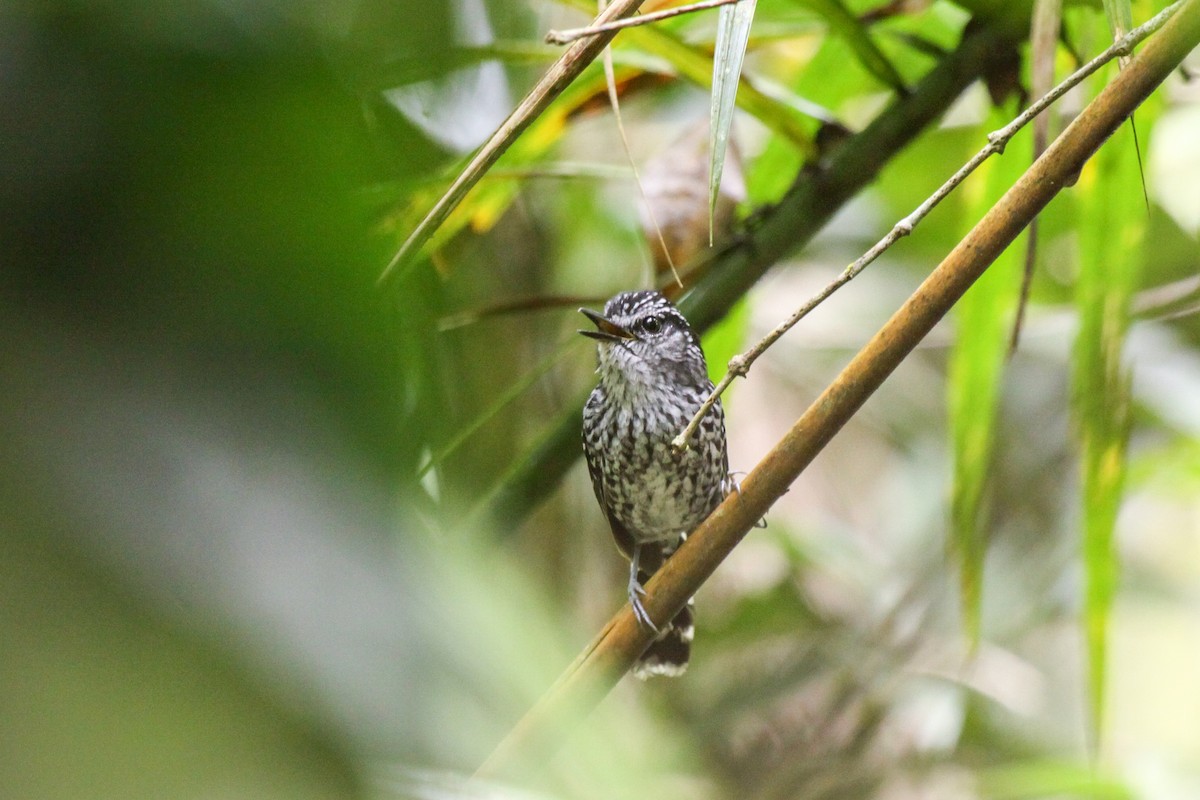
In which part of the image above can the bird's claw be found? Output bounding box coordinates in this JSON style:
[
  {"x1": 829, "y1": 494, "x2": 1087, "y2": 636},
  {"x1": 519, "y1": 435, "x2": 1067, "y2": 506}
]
[
  {"x1": 627, "y1": 575, "x2": 658, "y2": 633},
  {"x1": 630, "y1": 591, "x2": 659, "y2": 633}
]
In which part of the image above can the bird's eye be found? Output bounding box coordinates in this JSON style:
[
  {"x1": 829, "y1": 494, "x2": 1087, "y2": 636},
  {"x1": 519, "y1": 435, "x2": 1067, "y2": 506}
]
[{"x1": 640, "y1": 315, "x2": 662, "y2": 334}]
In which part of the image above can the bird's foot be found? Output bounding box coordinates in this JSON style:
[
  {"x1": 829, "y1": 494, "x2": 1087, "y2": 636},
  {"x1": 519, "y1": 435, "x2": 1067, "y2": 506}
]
[{"x1": 627, "y1": 575, "x2": 658, "y2": 633}]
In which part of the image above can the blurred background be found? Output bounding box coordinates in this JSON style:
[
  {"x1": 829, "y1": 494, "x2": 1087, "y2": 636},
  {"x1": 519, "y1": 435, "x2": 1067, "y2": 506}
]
[{"x1": 1, "y1": 0, "x2": 1198, "y2": 798}]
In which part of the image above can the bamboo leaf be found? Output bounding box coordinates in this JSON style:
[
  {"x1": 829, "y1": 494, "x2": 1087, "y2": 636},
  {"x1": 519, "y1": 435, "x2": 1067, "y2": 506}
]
[
  {"x1": 978, "y1": 758, "x2": 1135, "y2": 799},
  {"x1": 799, "y1": 0, "x2": 908, "y2": 92},
  {"x1": 701, "y1": 296, "x2": 750, "y2": 387},
  {"x1": 947, "y1": 112, "x2": 1026, "y2": 644},
  {"x1": 599, "y1": 1, "x2": 681, "y2": 287},
  {"x1": 709, "y1": 0, "x2": 758, "y2": 236},
  {"x1": 1072, "y1": 111, "x2": 1144, "y2": 753},
  {"x1": 1102, "y1": 0, "x2": 1135, "y2": 66}
]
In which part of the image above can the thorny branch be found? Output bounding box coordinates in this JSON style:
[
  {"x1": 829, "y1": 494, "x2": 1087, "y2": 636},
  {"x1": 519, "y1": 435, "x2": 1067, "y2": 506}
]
[{"x1": 672, "y1": 0, "x2": 1185, "y2": 451}]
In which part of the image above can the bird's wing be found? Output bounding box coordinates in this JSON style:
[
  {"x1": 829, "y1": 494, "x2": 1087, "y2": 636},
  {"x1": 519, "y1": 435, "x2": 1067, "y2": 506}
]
[{"x1": 582, "y1": 410, "x2": 638, "y2": 563}]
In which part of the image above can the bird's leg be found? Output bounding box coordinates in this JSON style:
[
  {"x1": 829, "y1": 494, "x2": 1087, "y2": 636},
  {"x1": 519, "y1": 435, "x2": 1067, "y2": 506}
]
[{"x1": 628, "y1": 543, "x2": 659, "y2": 633}]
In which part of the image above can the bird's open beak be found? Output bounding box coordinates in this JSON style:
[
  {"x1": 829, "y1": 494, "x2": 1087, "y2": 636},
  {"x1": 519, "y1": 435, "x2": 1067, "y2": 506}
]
[{"x1": 579, "y1": 307, "x2": 636, "y2": 342}]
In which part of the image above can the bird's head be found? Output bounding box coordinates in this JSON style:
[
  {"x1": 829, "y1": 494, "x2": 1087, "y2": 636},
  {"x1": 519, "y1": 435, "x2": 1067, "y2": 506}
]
[{"x1": 579, "y1": 290, "x2": 708, "y2": 388}]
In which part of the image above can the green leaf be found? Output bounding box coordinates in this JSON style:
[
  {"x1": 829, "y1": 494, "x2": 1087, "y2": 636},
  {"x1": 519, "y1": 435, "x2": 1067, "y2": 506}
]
[
  {"x1": 797, "y1": 0, "x2": 908, "y2": 92},
  {"x1": 978, "y1": 759, "x2": 1135, "y2": 799},
  {"x1": 709, "y1": 0, "x2": 758, "y2": 235},
  {"x1": 1101, "y1": 0, "x2": 1134, "y2": 45},
  {"x1": 946, "y1": 111, "x2": 1026, "y2": 645},
  {"x1": 701, "y1": 295, "x2": 750, "y2": 387},
  {"x1": 1071, "y1": 101, "x2": 1145, "y2": 753}
]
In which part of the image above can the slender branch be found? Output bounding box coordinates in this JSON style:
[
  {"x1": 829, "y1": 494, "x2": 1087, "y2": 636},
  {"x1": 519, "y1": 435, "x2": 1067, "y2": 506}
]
[
  {"x1": 546, "y1": 0, "x2": 743, "y2": 45},
  {"x1": 377, "y1": 0, "x2": 649, "y2": 286},
  {"x1": 671, "y1": 0, "x2": 1185, "y2": 451},
  {"x1": 474, "y1": 1, "x2": 1200, "y2": 779}
]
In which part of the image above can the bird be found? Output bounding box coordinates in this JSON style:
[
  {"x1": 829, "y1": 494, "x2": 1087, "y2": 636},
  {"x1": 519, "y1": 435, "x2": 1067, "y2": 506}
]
[{"x1": 579, "y1": 289, "x2": 729, "y2": 678}]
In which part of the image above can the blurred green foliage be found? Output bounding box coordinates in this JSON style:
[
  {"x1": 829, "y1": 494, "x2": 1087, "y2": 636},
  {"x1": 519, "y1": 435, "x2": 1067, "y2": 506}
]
[{"x1": 3, "y1": 0, "x2": 1199, "y2": 799}]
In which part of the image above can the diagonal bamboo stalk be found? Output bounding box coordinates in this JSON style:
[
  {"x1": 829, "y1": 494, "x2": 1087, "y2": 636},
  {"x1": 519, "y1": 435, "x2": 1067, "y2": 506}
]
[{"x1": 474, "y1": 0, "x2": 1200, "y2": 781}]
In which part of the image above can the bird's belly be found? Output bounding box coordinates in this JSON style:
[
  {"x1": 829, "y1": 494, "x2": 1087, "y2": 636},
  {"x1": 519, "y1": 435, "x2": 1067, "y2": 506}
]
[{"x1": 611, "y1": 453, "x2": 722, "y2": 542}]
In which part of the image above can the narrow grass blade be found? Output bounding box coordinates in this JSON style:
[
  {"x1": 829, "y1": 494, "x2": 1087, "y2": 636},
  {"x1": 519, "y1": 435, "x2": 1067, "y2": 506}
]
[
  {"x1": 1072, "y1": 118, "x2": 1143, "y2": 754},
  {"x1": 598, "y1": 0, "x2": 681, "y2": 287},
  {"x1": 1029, "y1": 0, "x2": 1062, "y2": 157},
  {"x1": 947, "y1": 114, "x2": 1025, "y2": 644},
  {"x1": 709, "y1": 0, "x2": 757, "y2": 237},
  {"x1": 1102, "y1": 0, "x2": 1134, "y2": 66},
  {"x1": 978, "y1": 759, "x2": 1135, "y2": 799},
  {"x1": 1099, "y1": 0, "x2": 1148, "y2": 211}
]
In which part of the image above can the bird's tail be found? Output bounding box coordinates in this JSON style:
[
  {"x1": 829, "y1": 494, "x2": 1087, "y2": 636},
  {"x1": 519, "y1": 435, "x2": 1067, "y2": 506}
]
[
  {"x1": 632, "y1": 533, "x2": 693, "y2": 679},
  {"x1": 633, "y1": 597, "x2": 693, "y2": 678}
]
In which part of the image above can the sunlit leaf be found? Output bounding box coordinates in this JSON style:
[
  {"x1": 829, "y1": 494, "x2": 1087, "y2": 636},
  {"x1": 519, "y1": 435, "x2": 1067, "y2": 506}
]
[
  {"x1": 1072, "y1": 105, "x2": 1144, "y2": 753},
  {"x1": 701, "y1": 295, "x2": 750, "y2": 388},
  {"x1": 409, "y1": 0, "x2": 824, "y2": 264},
  {"x1": 798, "y1": 0, "x2": 907, "y2": 92},
  {"x1": 978, "y1": 759, "x2": 1135, "y2": 799},
  {"x1": 947, "y1": 111, "x2": 1026, "y2": 644},
  {"x1": 709, "y1": 0, "x2": 758, "y2": 236}
]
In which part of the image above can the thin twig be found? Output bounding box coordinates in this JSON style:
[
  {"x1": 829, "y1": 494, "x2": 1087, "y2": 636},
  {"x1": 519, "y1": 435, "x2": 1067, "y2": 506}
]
[
  {"x1": 546, "y1": 0, "x2": 744, "y2": 45},
  {"x1": 672, "y1": 0, "x2": 1184, "y2": 451}
]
